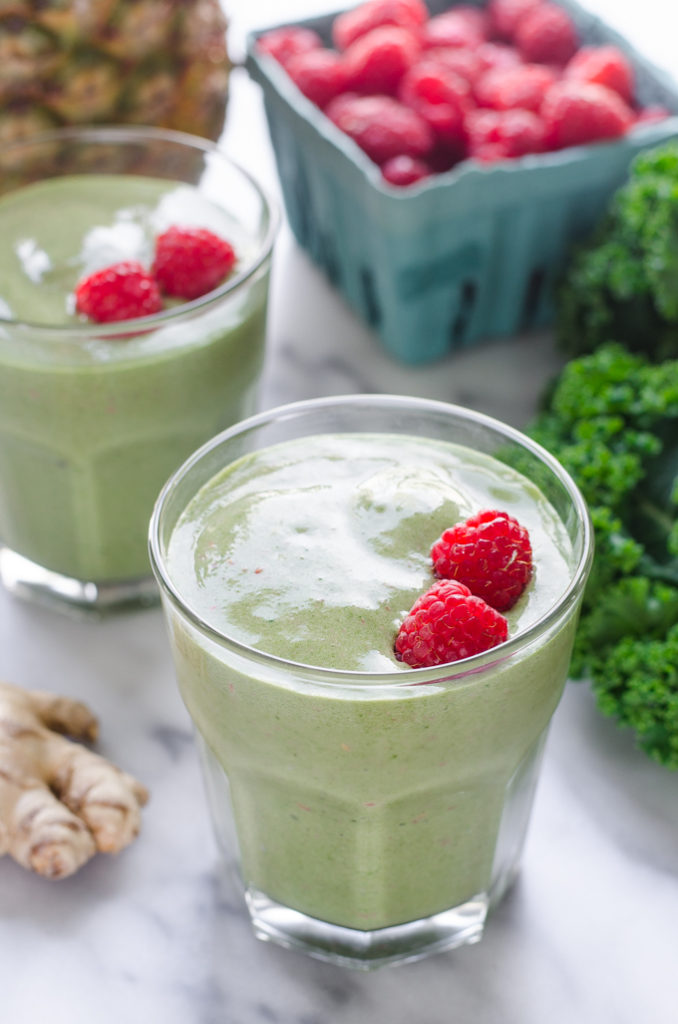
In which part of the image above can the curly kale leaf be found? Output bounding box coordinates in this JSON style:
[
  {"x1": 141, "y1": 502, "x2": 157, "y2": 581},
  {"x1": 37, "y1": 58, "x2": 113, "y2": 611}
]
[
  {"x1": 529, "y1": 344, "x2": 678, "y2": 767},
  {"x1": 557, "y1": 140, "x2": 678, "y2": 361},
  {"x1": 594, "y1": 624, "x2": 678, "y2": 770}
]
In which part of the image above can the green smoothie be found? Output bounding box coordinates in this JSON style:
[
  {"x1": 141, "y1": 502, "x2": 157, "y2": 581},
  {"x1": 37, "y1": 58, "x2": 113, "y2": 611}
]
[
  {"x1": 0, "y1": 174, "x2": 270, "y2": 585},
  {"x1": 163, "y1": 433, "x2": 578, "y2": 931}
]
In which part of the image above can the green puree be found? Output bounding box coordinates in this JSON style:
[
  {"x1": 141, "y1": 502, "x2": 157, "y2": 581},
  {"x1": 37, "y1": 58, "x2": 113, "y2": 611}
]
[
  {"x1": 166, "y1": 434, "x2": 578, "y2": 930},
  {"x1": 0, "y1": 175, "x2": 268, "y2": 581}
]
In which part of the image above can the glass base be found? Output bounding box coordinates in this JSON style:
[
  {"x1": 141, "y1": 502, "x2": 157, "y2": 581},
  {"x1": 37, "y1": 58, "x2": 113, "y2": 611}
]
[
  {"x1": 0, "y1": 545, "x2": 159, "y2": 616},
  {"x1": 245, "y1": 886, "x2": 487, "y2": 970}
]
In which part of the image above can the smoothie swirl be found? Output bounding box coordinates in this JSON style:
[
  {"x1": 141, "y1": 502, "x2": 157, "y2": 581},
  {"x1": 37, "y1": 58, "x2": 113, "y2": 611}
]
[{"x1": 167, "y1": 433, "x2": 574, "y2": 671}]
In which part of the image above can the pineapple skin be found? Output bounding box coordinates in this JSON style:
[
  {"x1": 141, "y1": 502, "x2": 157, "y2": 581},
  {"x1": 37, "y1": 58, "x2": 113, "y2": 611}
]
[{"x1": 0, "y1": 0, "x2": 231, "y2": 144}]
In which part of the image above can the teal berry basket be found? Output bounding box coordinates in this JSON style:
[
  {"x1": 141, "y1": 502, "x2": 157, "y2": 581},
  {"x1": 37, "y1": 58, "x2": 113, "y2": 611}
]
[{"x1": 246, "y1": 0, "x2": 678, "y2": 365}]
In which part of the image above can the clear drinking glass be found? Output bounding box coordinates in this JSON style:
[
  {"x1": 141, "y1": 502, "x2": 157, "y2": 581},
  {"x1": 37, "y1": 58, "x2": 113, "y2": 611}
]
[
  {"x1": 149, "y1": 395, "x2": 593, "y2": 969},
  {"x1": 0, "y1": 126, "x2": 278, "y2": 613}
]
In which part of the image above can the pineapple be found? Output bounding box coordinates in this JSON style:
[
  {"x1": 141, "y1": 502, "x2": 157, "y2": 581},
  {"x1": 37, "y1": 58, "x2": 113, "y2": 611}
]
[{"x1": 0, "y1": 0, "x2": 231, "y2": 147}]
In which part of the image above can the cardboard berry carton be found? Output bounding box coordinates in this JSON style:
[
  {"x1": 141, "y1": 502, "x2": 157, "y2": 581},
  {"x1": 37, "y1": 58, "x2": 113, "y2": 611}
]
[{"x1": 246, "y1": 0, "x2": 678, "y2": 364}]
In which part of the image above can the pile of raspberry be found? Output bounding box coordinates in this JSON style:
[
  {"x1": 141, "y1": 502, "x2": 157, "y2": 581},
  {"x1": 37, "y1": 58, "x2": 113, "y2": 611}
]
[
  {"x1": 394, "y1": 509, "x2": 533, "y2": 668},
  {"x1": 257, "y1": 0, "x2": 668, "y2": 187},
  {"x1": 74, "y1": 226, "x2": 237, "y2": 325}
]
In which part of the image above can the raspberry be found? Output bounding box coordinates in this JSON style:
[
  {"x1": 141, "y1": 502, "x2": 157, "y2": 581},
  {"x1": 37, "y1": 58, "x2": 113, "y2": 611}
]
[
  {"x1": 472, "y1": 142, "x2": 512, "y2": 162},
  {"x1": 394, "y1": 579, "x2": 509, "y2": 668},
  {"x1": 421, "y1": 10, "x2": 486, "y2": 50},
  {"x1": 423, "y1": 47, "x2": 484, "y2": 86},
  {"x1": 343, "y1": 25, "x2": 421, "y2": 95},
  {"x1": 327, "y1": 93, "x2": 433, "y2": 164},
  {"x1": 564, "y1": 45, "x2": 634, "y2": 104},
  {"x1": 399, "y1": 62, "x2": 472, "y2": 145},
  {"x1": 475, "y1": 42, "x2": 522, "y2": 75},
  {"x1": 381, "y1": 153, "x2": 431, "y2": 185},
  {"x1": 515, "y1": 3, "x2": 578, "y2": 66},
  {"x1": 541, "y1": 80, "x2": 633, "y2": 149},
  {"x1": 476, "y1": 63, "x2": 557, "y2": 112},
  {"x1": 152, "y1": 227, "x2": 237, "y2": 301},
  {"x1": 324, "y1": 91, "x2": 362, "y2": 122},
  {"x1": 74, "y1": 261, "x2": 162, "y2": 323},
  {"x1": 488, "y1": 0, "x2": 543, "y2": 40},
  {"x1": 467, "y1": 107, "x2": 545, "y2": 156},
  {"x1": 256, "y1": 26, "x2": 323, "y2": 68},
  {"x1": 286, "y1": 49, "x2": 348, "y2": 108},
  {"x1": 431, "y1": 509, "x2": 533, "y2": 612},
  {"x1": 332, "y1": 0, "x2": 427, "y2": 51}
]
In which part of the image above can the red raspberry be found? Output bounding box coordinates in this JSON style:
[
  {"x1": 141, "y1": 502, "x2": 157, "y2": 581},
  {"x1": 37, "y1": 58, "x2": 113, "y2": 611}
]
[
  {"x1": 475, "y1": 42, "x2": 522, "y2": 75},
  {"x1": 152, "y1": 227, "x2": 237, "y2": 301},
  {"x1": 256, "y1": 26, "x2": 323, "y2": 68},
  {"x1": 394, "y1": 579, "x2": 509, "y2": 668},
  {"x1": 423, "y1": 47, "x2": 484, "y2": 86},
  {"x1": 431, "y1": 509, "x2": 533, "y2": 612},
  {"x1": 421, "y1": 10, "x2": 486, "y2": 50},
  {"x1": 75, "y1": 261, "x2": 162, "y2": 323},
  {"x1": 327, "y1": 93, "x2": 433, "y2": 164},
  {"x1": 472, "y1": 142, "x2": 512, "y2": 162},
  {"x1": 467, "y1": 107, "x2": 545, "y2": 156},
  {"x1": 381, "y1": 153, "x2": 431, "y2": 185},
  {"x1": 332, "y1": 0, "x2": 427, "y2": 51},
  {"x1": 488, "y1": 0, "x2": 543, "y2": 40},
  {"x1": 541, "y1": 80, "x2": 633, "y2": 149},
  {"x1": 343, "y1": 25, "x2": 421, "y2": 95},
  {"x1": 564, "y1": 45, "x2": 634, "y2": 104},
  {"x1": 324, "y1": 90, "x2": 361, "y2": 122},
  {"x1": 515, "y1": 3, "x2": 578, "y2": 66},
  {"x1": 286, "y1": 49, "x2": 348, "y2": 109},
  {"x1": 400, "y1": 62, "x2": 472, "y2": 145},
  {"x1": 476, "y1": 63, "x2": 557, "y2": 112}
]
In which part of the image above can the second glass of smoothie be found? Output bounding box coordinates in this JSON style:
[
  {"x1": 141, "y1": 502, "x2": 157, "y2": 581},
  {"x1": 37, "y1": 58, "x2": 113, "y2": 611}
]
[
  {"x1": 0, "y1": 126, "x2": 278, "y2": 613},
  {"x1": 150, "y1": 395, "x2": 593, "y2": 969}
]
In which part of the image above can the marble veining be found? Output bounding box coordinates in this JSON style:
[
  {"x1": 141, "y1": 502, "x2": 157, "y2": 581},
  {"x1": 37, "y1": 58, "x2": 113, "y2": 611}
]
[{"x1": 1, "y1": 3, "x2": 678, "y2": 1021}]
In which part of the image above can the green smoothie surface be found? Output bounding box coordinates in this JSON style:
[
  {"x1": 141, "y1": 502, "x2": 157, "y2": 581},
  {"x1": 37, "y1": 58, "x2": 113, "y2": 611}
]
[
  {"x1": 0, "y1": 174, "x2": 251, "y2": 326},
  {"x1": 167, "y1": 433, "x2": 574, "y2": 672}
]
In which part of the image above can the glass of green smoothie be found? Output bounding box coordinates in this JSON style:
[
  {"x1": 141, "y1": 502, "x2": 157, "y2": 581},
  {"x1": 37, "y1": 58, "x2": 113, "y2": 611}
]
[
  {"x1": 0, "y1": 126, "x2": 278, "y2": 613},
  {"x1": 149, "y1": 395, "x2": 593, "y2": 969}
]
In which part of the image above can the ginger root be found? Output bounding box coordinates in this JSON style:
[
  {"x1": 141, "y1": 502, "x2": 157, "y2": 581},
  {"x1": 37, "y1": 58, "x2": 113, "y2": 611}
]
[{"x1": 0, "y1": 681, "x2": 148, "y2": 879}]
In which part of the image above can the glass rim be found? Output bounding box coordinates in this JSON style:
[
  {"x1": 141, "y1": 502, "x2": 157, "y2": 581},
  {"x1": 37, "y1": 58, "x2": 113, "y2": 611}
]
[
  {"x1": 0, "y1": 124, "x2": 280, "y2": 337},
  {"x1": 149, "y1": 393, "x2": 594, "y2": 687}
]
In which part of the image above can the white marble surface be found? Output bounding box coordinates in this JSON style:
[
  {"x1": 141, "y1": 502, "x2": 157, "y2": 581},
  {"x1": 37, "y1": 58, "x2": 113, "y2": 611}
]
[{"x1": 2, "y1": 2, "x2": 678, "y2": 1021}]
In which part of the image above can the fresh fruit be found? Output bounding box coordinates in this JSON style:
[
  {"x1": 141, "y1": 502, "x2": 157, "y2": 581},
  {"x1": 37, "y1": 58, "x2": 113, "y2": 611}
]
[
  {"x1": 431, "y1": 509, "x2": 533, "y2": 612},
  {"x1": 267, "y1": 0, "x2": 647, "y2": 176},
  {"x1": 152, "y1": 227, "x2": 237, "y2": 301},
  {"x1": 256, "y1": 26, "x2": 323, "y2": 67},
  {"x1": 488, "y1": 0, "x2": 543, "y2": 39},
  {"x1": 467, "y1": 107, "x2": 545, "y2": 156},
  {"x1": 476, "y1": 63, "x2": 557, "y2": 113},
  {"x1": 343, "y1": 25, "x2": 421, "y2": 95},
  {"x1": 564, "y1": 45, "x2": 634, "y2": 103},
  {"x1": 475, "y1": 41, "x2": 522, "y2": 74},
  {"x1": 394, "y1": 579, "x2": 509, "y2": 667},
  {"x1": 421, "y1": 9, "x2": 486, "y2": 50},
  {"x1": 400, "y1": 60, "x2": 472, "y2": 145},
  {"x1": 381, "y1": 153, "x2": 431, "y2": 185},
  {"x1": 75, "y1": 261, "x2": 162, "y2": 323},
  {"x1": 423, "y1": 46, "x2": 484, "y2": 86},
  {"x1": 515, "y1": 2, "x2": 578, "y2": 66},
  {"x1": 0, "y1": 1, "x2": 231, "y2": 143},
  {"x1": 332, "y1": 0, "x2": 428, "y2": 51},
  {"x1": 327, "y1": 93, "x2": 433, "y2": 164},
  {"x1": 542, "y1": 80, "x2": 633, "y2": 148},
  {"x1": 286, "y1": 49, "x2": 348, "y2": 109}
]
